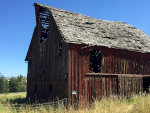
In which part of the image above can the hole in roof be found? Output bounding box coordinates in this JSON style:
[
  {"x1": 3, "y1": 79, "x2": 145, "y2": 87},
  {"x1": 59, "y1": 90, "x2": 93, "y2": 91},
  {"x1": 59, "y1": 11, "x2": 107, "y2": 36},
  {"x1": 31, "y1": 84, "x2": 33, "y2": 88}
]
[
  {"x1": 102, "y1": 31, "x2": 106, "y2": 33},
  {"x1": 128, "y1": 26, "x2": 136, "y2": 29},
  {"x1": 103, "y1": 37, "x2": 116, "y2": 39},
  {"x1": 84, "y1": 22, "x2": 95, "y2": 25}
]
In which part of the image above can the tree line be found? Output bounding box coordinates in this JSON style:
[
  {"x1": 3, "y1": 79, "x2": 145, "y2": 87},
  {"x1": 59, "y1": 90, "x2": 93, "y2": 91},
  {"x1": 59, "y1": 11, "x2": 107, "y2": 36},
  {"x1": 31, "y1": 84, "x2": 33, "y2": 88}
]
[{"x1": 0, "y1": 73, "x2": 26, "y2": 93}]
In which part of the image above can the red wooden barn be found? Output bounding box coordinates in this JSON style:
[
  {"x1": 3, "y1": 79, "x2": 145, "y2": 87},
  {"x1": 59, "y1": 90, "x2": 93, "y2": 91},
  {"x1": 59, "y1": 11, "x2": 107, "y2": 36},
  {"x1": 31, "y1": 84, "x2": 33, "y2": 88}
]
[{"x1": 25, "y1": 3, "x2": 150, "y2": 103}]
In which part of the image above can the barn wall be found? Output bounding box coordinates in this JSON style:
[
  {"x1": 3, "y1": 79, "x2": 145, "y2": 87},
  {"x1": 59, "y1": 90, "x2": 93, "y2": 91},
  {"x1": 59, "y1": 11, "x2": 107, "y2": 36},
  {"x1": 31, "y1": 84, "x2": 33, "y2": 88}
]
[
  {"x1": 71, "y1": 44, "x2": 150, "y2": 75},
  {"x1": 27, "y1": 80, "x2": 67, "y2": 101},
  {"x1": 26, "y1": 10, "x2": 68, "y2": 100},
  {"x1": 100, "y1": 47, "x2": 150, "y2": 75},
  {"x1": 68, "y1": 44, "x2": 150, "y2": 103},
  {"x1": 85, "y1": 74, "x2": 143, "y2": 103}
]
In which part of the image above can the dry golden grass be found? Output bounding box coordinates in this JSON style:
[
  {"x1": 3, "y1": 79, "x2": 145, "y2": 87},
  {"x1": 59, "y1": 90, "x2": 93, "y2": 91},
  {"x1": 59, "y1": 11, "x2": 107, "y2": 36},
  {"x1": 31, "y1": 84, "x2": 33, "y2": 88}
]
[{"x1": 0, "y1": 92, "x2": 150, "y2": 113}]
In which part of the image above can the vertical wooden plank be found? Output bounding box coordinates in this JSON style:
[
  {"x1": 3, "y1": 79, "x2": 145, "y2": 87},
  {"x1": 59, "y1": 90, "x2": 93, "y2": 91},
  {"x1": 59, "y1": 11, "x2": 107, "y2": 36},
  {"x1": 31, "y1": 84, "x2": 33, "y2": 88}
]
[
  {"x1": 107, "y1": 53, "x2": 110, "y2": 73},
  {"x1": 103, "y1": 77, "x2": 106, "y2": 96},
  {"x1": 96, "y1": 78, "x2": 98, "y2": 98},
  {"x1": 87, "y1": 78, "x2": 90, "y2": 103},
  {"x1": 97, "y1": 78, "x2": 100, "y2": 99},
  {"x1": 101, "y1": 53, "x2": 104, "y2": 73},
  {"x1": 112, "y1": 77, "x2": 114, "y2": 95},
  {"x1": 117, "y1": 77, "x2": 120, "y2": 96},
  {"x1": 79, "y1": 53, "x2": 83, "y2": 102},
  {"x1": 112, "y1": 54, "x2": 114, "y2": 73},
  {"x1": 95, "y1": 78, "x2": 97, "y2": 99},
  {"x1": 133, "y1": 77, "x2": 135, "y2": 93},
  {"x1": 135, "y1": 78, "x2": 137, "y2": 94},
  {"x1": 71, "y1": 47, "x2": 74, "y2": 103},
  {"x1": 131, "y1": 77, "x2": 133, "y2": 95},
  {"x1": 74, "y1": 50, "x2": 78, "y2": 103},
  {"x1": 68, "y1": 48, "x2": 72, "y2": 103},
  {"x1": 77, "y1": 51, "x2": 80, "y2": 103},
  {"x1": 104, "y1": 56, "x2": 106, "y2": 73},
  {"x1": 91, "y1": 78, "x2": 94, "y2": 102},
  {"x1": 107, "y1": 77, "x2": 111, "y2": 96},
  {"x1": 84, "y1": 79, "x2": 88, "y2": 103},
  {"x1": 82, "y1": 55, "x2": 85, "y2": 100},
  {"x1": 100, "y1": 77, "x2": 102, "y2": 99},
  {"x1": 121, "y1": 78, "x2": 124, "y2": 97},
  {"x1": 107, "y1": 77, "x2": 109, "y2": 97},
  {"x1": 89, "y1": 78, "x2": 92, "y2": 104}
]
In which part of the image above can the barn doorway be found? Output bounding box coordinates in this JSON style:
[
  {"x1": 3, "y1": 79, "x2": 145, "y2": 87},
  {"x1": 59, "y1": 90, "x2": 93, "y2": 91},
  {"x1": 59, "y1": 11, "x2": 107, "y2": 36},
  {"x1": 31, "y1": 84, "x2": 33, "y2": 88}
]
[{"x1": 143, "y1": 77, "x2": 150, "y2": 93}]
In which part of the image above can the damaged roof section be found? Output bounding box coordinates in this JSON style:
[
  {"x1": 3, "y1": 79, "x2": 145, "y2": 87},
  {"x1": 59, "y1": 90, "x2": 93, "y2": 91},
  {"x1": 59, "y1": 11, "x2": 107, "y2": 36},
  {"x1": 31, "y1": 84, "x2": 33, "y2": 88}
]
[{"x1": 35, "y1": 3, "x2": 150, "y2": 53}]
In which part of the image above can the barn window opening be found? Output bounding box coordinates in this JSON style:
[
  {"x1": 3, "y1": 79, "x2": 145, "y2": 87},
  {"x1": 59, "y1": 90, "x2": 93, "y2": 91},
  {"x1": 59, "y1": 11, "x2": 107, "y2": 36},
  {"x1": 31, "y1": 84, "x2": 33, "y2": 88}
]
[
  {"x1": 90, "y1": 50, "x2": 102, "y2": 73},
  {"x1": 38, "y1": 7, "x2": 50, "y2": 43}
]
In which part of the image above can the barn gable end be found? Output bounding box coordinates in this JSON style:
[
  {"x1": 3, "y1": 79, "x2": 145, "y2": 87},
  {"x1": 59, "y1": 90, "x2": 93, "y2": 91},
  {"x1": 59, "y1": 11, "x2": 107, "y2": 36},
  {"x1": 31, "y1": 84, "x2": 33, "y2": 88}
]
[{"x1": 26, "y1": 4, "x2": 68, "y2": 100}]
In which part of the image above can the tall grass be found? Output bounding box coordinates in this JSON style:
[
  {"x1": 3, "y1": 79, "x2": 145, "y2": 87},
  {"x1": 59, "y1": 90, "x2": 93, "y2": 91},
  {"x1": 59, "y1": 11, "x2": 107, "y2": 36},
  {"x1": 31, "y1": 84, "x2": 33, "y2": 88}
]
[{"x1": 0, "y1": 92, "x2": 150, "y2": 113}]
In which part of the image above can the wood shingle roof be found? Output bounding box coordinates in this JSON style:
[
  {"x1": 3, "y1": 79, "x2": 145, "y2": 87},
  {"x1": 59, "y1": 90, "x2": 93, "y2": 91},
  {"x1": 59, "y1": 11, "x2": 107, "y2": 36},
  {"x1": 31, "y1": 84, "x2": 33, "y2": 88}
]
[{"x1": 35, "y1": 3, "x2": 150, "y2": 53}]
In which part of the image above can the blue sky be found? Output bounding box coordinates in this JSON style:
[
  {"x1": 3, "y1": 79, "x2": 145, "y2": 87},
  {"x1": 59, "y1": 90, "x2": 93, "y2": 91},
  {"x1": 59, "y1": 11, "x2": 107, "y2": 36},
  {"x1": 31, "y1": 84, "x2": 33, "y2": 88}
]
[{"x1": 0, "y1": 0, "x2": 150, "y2": 77}]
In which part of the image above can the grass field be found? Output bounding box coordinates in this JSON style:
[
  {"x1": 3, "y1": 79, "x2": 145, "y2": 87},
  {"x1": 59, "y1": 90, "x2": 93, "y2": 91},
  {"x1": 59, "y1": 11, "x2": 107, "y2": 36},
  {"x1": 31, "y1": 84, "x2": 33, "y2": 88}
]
[{"x1": 0, "y1": 92, "x2": 150, "y2": 113}]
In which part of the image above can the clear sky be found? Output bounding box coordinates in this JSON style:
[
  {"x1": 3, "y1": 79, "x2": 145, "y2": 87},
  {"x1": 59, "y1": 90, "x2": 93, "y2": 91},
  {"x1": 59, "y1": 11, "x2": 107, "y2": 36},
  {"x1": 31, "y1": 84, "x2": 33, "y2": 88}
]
[{"x1": 0, "y1": 0, "x2": 150, "y2": 77}]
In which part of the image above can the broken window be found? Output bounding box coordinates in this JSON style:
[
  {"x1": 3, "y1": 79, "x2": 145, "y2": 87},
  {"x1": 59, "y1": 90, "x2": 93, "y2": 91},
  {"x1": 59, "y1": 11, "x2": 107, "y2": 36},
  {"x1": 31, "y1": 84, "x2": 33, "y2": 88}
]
[
  {"x1": 90, "y1": 50, "x2": 102, "y2": 73},
  {"x1": 38, "y1": 7, "x2": 50, "y2": 43}
]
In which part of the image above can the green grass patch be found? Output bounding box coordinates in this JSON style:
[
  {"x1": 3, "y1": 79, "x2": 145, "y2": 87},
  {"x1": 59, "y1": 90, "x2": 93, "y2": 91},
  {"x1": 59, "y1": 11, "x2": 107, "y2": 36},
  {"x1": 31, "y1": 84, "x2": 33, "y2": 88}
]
[
  {"x1": 0, "y1": 92, "x2": 26, "y2": 104},
  {"x1": 0, "y1": 92, "x2": 150, "y2": 113}
]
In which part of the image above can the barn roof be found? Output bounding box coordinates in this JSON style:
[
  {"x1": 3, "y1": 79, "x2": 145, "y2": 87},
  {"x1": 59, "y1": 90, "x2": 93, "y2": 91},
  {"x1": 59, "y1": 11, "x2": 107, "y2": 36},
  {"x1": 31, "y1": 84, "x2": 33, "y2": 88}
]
[{"x1": 35, "y1": 3, "x2": 150, "y2": 53}]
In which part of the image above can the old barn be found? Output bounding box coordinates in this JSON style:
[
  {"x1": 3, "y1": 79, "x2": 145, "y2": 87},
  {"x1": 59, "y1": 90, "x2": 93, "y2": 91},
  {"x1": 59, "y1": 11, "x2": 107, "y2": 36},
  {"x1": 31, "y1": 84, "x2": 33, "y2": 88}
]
[{"x1": 25, "y1": 3, "x2": 150, "y2": 103}]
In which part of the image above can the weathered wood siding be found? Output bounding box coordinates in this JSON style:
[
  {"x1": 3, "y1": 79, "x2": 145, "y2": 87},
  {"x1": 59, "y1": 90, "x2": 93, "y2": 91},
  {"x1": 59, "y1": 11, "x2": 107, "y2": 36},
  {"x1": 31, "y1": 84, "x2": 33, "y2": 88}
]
[
  {"x1": 100, "y1": 48, "x2": 150, "y2": 75},
  {"x1": 85, "y1": 74, "x2": 118, "y2": 104},
  {"x1": 68, "y1": 44, "x2": 150, "y2": 103},
  {"x1": 85, "y1": 73, "x2": 143, "y2": 103},
  {"x1": 26, "y1": 11, "x2": 68, "y2": 100},
  {"x1": 68, "y1": 44, "x2": 90, "y2": 104},
  {"x1": 118, "y1": 76, "x2": 143, "y2": 97}
]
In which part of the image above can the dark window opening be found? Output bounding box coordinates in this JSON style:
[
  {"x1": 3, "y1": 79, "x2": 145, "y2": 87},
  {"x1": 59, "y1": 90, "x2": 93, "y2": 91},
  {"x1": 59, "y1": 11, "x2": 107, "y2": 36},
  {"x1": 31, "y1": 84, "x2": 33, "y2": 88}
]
[
  {"x1": 38, "y1": 7, "x2": 50, "y2": 43},
  {"x1": 90, "y1": 50, "x2": 102, "y2": 73},
  {"x1": 40, "y1": 27, "x2": 49, "y2": 42}
]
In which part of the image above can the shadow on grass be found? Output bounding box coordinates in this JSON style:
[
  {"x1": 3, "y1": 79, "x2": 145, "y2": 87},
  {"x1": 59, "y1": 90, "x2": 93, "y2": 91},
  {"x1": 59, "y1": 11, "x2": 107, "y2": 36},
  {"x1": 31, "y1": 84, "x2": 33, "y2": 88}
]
[{"x1": 9, "y1": 97, "x2": 27, "y2": 104}]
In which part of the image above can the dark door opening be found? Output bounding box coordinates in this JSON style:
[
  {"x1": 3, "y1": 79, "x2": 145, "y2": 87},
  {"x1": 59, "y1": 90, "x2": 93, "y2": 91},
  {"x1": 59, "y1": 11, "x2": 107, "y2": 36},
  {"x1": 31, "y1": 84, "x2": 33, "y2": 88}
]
[{"x1": 143, "y1": 77, "x2": 150, "y2": 93}]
